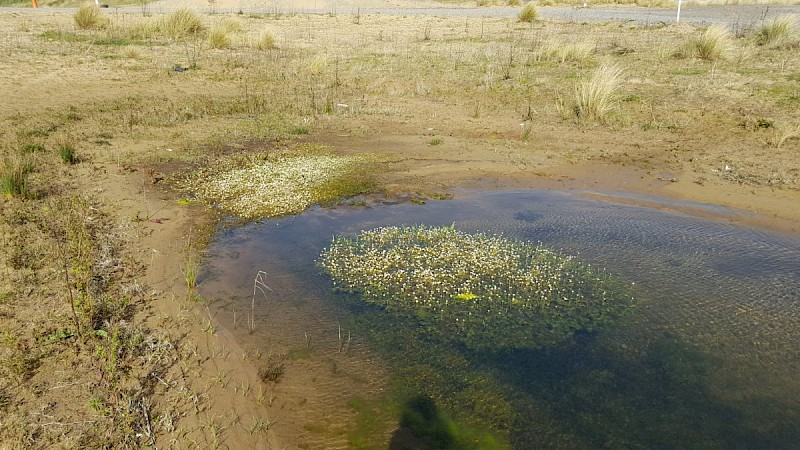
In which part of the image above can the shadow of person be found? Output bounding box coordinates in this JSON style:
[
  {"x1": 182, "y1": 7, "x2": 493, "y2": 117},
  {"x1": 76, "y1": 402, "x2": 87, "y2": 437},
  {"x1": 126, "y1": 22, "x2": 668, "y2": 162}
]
[{"x1": 388, "y1": 395, "x2": 455, "y2": 450}]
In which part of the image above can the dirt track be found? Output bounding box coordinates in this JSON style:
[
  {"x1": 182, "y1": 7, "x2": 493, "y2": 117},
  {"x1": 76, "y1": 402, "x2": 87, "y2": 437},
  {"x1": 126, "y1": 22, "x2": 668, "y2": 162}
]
[{"x1": 4, "y1": 2, "x2": 800, "y2": 27}]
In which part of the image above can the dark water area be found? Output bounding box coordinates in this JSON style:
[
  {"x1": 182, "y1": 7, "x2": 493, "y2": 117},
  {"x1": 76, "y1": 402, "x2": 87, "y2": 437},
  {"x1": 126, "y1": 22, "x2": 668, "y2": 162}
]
[{"x1": 200, "y1": 190, "x2": 800, "y2": 449}]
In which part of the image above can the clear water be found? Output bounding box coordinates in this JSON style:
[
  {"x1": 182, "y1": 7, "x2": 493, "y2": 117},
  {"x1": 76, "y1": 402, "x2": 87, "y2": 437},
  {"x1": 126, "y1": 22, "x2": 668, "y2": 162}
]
[{"x1": 199, "y1": 190, "x2": 800, "y2": 449}]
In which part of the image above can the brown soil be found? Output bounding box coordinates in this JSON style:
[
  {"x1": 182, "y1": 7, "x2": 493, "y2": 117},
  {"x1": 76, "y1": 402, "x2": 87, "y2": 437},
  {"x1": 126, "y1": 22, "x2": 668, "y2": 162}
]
[{"x1": 0, "y1": 4, "x2": 798, "y2": 449}]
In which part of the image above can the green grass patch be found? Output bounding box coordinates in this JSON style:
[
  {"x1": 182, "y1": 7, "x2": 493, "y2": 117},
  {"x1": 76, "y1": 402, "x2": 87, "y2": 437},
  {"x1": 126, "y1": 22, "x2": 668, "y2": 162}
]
[{"x1": 40, "y1": 30, "x2": 88, "y2": 43}]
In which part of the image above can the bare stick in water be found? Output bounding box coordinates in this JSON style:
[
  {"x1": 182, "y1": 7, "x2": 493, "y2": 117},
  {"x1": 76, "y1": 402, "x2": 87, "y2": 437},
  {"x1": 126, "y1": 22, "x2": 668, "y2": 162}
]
[{"x1": 252, "y1": 270, "x2": 272, "y2": 334}]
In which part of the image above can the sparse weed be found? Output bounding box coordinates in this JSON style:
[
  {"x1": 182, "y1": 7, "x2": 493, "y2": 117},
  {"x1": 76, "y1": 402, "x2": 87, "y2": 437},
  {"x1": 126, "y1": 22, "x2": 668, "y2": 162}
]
[
  {"x1": 20, "y1": 143, "x2": 45, "y2": 153},
  {"x1": 245, "y1": 416, "x2": 274, "y2": 434},
  {"x1": 183, "y1": 247, "x2": 199, "y2": 292},
  {"x1": 575, "y1": 62, "x2": 624, "y2": 122},
  {"x1": 86, "y1": 397, "x2": 110, "y2": 416},
  {"x1": 74, "y1": 3, "x2": 108, "y2": 30},
  {"x1": 507, "y1": 0, "x2": 521, "y2": 5},
  {"x1": 766, "y1": 121, "x2": 800, "y2": 148},
  {"x1": 257, "y1": 357, "x2": 285, "y2": 384}
]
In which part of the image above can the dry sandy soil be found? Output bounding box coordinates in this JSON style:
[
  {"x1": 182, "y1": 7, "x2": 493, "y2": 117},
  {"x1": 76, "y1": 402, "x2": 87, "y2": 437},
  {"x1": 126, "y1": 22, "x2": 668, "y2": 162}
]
[{"x1": 0, "y1": 1, "x2": 798, "y2": 449}]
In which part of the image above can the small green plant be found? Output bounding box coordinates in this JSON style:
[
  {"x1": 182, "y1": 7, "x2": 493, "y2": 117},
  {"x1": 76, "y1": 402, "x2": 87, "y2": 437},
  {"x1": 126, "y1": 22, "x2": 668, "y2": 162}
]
[
  {"x1": 0, "y1": 390, "x2": 9, "y2": 411},
  {"x1": 428, "y1": 138, "x2": 443, "y2": 146},
  {"x1": 20, "y1": 143, "x2": 45, "y2": 153},
  {"x1": 575, "y1": 62, "x2": 624, "y2": 122},
  {"x1": 518, "y1": 3, "x2": 538, "y2": 23},
  {"x1": 754, "y1": 15, "x2": 796, "y2": 47},
  {"x1": 74, "y1": 3, "x2": 108, "y2": 30},
  {"x1": 59, "y1": 144, "x2": 77, "y2": 164},
  {"x1": 183, "y1": 248, "x2": 199, "y2": 292},
  {"x1": 86, "y1": 397, "x2": 110, "y2": 416}
]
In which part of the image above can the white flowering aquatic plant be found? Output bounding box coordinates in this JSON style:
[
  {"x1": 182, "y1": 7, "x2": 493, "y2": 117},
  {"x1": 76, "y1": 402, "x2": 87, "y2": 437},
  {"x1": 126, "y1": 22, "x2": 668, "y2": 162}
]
[
  {"x1": 318, "y1": 225, "x2": 635, "y2": 349},
  {"x1": 178, "y1": 143, "x2": 378, "y2": 219}
]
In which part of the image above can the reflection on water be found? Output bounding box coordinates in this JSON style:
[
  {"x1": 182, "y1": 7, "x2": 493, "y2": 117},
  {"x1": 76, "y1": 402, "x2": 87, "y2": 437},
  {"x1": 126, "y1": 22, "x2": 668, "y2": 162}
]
[{"x1": 200, "y1": 190, "x2": 800, "y2": 449}]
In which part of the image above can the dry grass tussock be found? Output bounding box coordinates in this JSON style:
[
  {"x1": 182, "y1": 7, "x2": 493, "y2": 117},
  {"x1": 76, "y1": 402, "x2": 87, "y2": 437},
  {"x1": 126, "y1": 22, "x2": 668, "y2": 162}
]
[
  {"x1": 160, "y1": 8, "x2": 205, "y2": 39},
  {"x1": 208, "y1": 25, "x2": 231, "y2": 49},
  {"x1": 533, "y1": 39, "x2": 594, "y2": 63},
  {"x1": 519, "y1": 3, "x2": 538, "y2": 23},
  {"x1": 754, "y1": 14, "x2": 797, "y2": 47},
  {"x1": 679, "y1": 25, "x2": 734, "y2": 61},
  {"x1": 575, "y1": 62, "x2": 623, "y2": 122},
  {"x1": 253, "y1": 31, "x2": 276, "y2": 50},
  {"x1": 74, "y1": 3, "x2": 108, "y2": 30}
]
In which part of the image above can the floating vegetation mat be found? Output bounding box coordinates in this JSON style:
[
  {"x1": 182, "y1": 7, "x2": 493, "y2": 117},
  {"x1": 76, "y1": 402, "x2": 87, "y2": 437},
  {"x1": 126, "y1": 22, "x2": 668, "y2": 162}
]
[
  {"x1": 178, "y1": 143, "x2": 378, "y2": 219},
  {"x1": 318, "y1": 225, "x2": 635, "y2": 350}
]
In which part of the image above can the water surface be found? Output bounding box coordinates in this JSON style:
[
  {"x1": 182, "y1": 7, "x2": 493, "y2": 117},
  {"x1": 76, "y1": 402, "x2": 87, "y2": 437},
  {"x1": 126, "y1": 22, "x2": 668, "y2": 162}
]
[{"x1": 200, "y1": 190, "x2": 800, "y2": 449}]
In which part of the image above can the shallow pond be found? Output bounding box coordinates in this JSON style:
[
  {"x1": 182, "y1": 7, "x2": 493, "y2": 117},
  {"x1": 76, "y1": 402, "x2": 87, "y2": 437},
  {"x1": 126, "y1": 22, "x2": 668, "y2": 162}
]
[{"x1": 199, "y1": 190, "x2": 800, "y2": 449}]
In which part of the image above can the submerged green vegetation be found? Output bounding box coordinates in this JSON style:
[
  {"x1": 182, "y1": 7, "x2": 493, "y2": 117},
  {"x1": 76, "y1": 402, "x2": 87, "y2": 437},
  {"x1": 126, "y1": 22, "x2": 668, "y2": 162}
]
[
  {"x1": 178, "y1": 143, "x2": 379, "y2": 219},
  {"x1": 319, "y1": 225, "x2": 635, "y2": 349}
]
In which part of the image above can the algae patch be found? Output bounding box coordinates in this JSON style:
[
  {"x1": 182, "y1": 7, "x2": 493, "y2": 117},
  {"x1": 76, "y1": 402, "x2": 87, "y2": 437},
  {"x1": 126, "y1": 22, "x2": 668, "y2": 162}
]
[{"x1": 179, "y1": 143, "x2": 380, "y2": 219}]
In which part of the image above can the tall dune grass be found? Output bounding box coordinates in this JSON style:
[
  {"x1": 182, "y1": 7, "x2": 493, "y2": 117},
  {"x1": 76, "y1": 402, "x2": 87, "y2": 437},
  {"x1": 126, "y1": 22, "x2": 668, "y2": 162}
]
[{"x1": 575, "y1": 63, "x2": 623, "y2": 122}]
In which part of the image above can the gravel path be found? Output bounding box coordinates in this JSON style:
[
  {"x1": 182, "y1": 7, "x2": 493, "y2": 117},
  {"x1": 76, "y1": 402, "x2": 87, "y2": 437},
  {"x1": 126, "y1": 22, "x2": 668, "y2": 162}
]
[{"x1": 2, "y1": 2, "x2": 799, "y2": 27}]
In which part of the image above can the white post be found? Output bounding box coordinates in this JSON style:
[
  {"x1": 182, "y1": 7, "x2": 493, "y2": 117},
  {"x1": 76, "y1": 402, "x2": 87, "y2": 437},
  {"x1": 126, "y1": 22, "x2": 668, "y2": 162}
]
[{"x1": 676, "y1": 0, "x2": 682, "y2": 23}]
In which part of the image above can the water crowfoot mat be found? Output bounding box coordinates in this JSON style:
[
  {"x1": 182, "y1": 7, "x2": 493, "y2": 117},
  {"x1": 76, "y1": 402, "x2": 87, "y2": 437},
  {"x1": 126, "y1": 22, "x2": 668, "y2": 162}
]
[
  {"x1": 318, "y1": 225, "x2": 635, "y2": 350},
  {"x1": 178, "y1": 143, "x2": 379, "y2": 219}
]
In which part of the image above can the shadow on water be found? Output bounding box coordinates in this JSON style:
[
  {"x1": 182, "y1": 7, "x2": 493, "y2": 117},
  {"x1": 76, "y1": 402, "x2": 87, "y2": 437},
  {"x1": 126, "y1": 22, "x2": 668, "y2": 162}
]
[
  {"x1": 388, "y1": 395, "x2": 503, "y2": 450},
  {"x1": 344, "y1": 294, "x2": 799, "y2": 449},
  {"x1": 483, "y1": 333, "x2": 796, "y2": 449}
]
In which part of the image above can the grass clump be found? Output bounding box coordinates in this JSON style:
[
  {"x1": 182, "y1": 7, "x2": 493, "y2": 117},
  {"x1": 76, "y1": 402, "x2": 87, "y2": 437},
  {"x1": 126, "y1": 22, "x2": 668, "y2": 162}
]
[
  {"x1": 575, "y1": 62, "x2": 623, "y2": 122},
  {"x1": 318, "y1": 225, "x2": 634, "y2": 350},
  {"x1": 1, "y1": 155, "x2": 33, "y2": 199},
  {"x1": 161, "y1": 8, "x2": 205, "y2": 39},
  {"x1": 754, "y1": 15, "x2": 796, "y2": 47},
  {"x1": 534, "y1": 40, "x2": 594, "y2": 63},
  {"x1": 681, "y1": 25, "x2": 733, "y2": 61},
  {"x1": 518, "y1": 3, "x2": 538, "y2": 23},
  {"x1": 59, "y1": 145, "x2": 76, "y2": 164},
  {"x1": 253, "y1": 31, "x2": 276, "y2": 50},
  {"x1": 177, "y1": 144, "x2": 380, "y2": 219},
  {"x1": 74, "y1": 3, "x2": 108, "y2": 30},
  {"x1": 207, "y1": 26, "x2": 231, "y2": 49}
]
